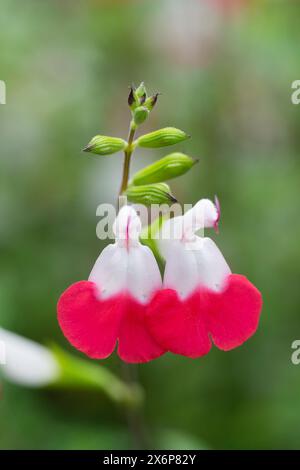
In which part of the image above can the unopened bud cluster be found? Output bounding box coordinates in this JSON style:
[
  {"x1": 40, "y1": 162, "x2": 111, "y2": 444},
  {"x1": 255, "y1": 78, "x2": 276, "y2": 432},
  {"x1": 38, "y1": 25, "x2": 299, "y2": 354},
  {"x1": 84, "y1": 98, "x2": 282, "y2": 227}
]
[
  {"x1": 128, "y1": 82, "x2": 159, "y2": 128},
  {"x1": 82, "y1": 82, "x2": 199, "y2": 206}
]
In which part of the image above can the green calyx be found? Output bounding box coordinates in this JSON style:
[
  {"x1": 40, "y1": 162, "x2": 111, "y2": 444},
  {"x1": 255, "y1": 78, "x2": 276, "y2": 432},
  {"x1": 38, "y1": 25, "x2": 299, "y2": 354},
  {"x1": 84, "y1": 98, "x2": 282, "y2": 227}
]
[
  {"x1": 125, "y1": 182, "x2": 177, "y2": 206},
  {"x1": 131, "y1": 152, "x2": 198, "y2": 185},
  {"x1": 136, "y1": 127, "x2": 190, "y2": 148},
  {"x1": 83, "y1": 135, "x2": 127, "y2": 156}
]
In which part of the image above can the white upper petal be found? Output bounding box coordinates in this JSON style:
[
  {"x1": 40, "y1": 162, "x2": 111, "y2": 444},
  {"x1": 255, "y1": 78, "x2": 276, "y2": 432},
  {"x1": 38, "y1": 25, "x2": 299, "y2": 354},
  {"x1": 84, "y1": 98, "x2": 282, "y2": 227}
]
[
  {"x1": 163, "y1": 240, "x2": 199, "y2": 298},
  {"x1": 158, "y1": 198, "x2": 220, "y2": 256},
  {"x1": 193, "y1": 237, "x2": 231, "y2": 291},
  {"x1": 89, "y1": 206, "x2": 162, "y2": 303},
  {"x1": 159, "y1": 197, "x2": 228, "y2": 298},
  {"x1": 189, "y1": 198, "x2": 220, "y2": 231},
  {"x1": 0, "y1": 328, "x2": 60, "y2": 387},
  {"x1": 163, "y1": 237, "x2": 231, "y2": 298},
  {"x1": 113, "y1": 205, "x2": 142, "y2": 246},
  {"x1": 159, "y1": 215, "x2": 185, "y2": 258}
]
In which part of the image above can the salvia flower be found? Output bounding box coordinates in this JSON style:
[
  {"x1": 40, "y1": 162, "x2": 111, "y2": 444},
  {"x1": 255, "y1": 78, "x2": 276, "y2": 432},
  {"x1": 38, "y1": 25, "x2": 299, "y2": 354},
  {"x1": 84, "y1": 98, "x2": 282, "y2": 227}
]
[
  {"x1": 57, "y1": 206, "x2": 165, "y2": 363},
  {"x1": 147, "y1": 198, "x2": 263, "y2": 358}
]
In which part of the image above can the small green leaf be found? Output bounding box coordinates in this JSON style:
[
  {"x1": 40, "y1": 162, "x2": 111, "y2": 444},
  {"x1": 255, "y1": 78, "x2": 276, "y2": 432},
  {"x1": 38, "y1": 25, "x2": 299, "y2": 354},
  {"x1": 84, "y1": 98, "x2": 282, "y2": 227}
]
[
  {"x1": 125, "y1": 183, "x2": 177, "y2": 206},
  {"x1": 83, "y1": 135, "x2": 127, "y2": 156},
  {"x1": 136, "y1": 127, "x2": 190, "y2": 148},
  {"x1": 131, "y1": 152, "x2": 198, "y2": 185}
]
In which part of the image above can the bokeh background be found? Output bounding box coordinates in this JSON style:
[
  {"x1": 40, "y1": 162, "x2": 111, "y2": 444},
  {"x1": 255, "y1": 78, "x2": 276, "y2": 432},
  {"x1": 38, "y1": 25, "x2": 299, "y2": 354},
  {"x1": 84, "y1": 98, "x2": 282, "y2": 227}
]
[{"x1": 1, "y1": 0, "x2": 300, "y2": 450}]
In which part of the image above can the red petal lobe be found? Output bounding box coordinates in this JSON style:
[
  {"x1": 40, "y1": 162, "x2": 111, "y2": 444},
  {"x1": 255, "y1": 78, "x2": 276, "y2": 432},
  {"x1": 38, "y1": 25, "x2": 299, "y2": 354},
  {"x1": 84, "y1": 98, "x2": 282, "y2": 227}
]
[
  {"x1": 118, "y1": 296, "x2": 165, "y2": 363},
  {"x1": 206, "y1": 274, "x2": 262, "y2": 351},
  {"x1": 147, "y1": 289, "x2": 211, "y2": 358},
  {"x1": 57, "y1": 281, "x2": 122, "y2": 359}
]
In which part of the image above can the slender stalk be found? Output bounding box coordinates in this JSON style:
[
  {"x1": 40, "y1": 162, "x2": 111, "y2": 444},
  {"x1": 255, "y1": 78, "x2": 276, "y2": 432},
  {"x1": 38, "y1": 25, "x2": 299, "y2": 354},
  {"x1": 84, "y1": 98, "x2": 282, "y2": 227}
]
[
  {"x1": 118, "y1": 119, "x2": 149, "y2": 449},
  {"x1": 121, "y1": 362, "x2": 149, "y2": 449},
  {"x1": 119, "y1": 122, "x2": 136, "y2": 196}
]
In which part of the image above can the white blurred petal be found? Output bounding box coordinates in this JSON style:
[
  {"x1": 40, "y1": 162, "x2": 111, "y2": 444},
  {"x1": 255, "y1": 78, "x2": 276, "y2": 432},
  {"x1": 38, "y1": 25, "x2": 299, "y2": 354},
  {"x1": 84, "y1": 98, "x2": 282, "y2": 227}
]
[{"x1": 0, "y1": 328, "x2": 60, "y2": 387}]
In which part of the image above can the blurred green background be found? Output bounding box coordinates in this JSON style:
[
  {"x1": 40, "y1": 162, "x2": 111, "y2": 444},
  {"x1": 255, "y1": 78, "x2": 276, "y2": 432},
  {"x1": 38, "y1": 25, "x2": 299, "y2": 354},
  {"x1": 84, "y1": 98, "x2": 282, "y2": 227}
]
[{"x1": 1, "y1": 0, "x2": 300, "y2": 450}]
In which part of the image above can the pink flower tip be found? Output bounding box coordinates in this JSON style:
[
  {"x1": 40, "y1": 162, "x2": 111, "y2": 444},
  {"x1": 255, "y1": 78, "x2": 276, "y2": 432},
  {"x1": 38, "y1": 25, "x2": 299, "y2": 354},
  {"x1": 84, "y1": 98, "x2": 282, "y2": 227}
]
[{"x1": 213, "y1": 195, "x2": 221, "y2": 233}]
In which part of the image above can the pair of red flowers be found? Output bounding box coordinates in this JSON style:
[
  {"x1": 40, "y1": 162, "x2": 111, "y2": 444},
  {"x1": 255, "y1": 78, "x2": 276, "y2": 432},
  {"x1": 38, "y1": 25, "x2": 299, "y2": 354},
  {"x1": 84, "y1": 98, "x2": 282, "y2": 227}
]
[{"x1": 57, "y1": 199, "x2": 262, "y2": 363}]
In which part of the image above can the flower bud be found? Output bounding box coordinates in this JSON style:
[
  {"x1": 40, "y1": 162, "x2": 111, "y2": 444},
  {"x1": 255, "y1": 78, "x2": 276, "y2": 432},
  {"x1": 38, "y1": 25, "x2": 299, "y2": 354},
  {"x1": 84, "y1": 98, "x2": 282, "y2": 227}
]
[
  {"x1": 145, "y1": 93, "x2": 159, "y2": 111},
  {"x1": 135, "y1": 82, "x2": 147, "y2": 103},
  {"x1": 133, "y1": 106, "x2": 149, "y2": 126},
  {"x1": 131, "y1": 152, "x2": 198, "y2": 185},
  {"x1": 128, "y1": 87, "x2": 135, "y2": 107},
  {"x1": 137, "y1": 127, "x2": 190, "y2": 148},
  {"x1": 83, "y1": 135, "x2": 127, "y2": 156},
  {"x1": 128, "y1": 83, "x2": 148, "y2": 110},
  {"x1": 125, "y1": 183, "x2": 177, "y2": 206}
]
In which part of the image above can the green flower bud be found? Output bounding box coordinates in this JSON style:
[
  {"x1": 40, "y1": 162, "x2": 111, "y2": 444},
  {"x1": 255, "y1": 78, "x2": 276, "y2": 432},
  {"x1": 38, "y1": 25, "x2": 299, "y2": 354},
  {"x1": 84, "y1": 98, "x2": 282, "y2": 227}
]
[
  {"x1": 128, "y1": 83, "x2": 148, "y2": 110},
  {"x1": 145, "y1": 93, "x2": 159, "y2": 111},
  {"x1": 137, "y1": 127, "x2": 190, "y2": 148},
  {"x1": 125, "y1": 183, "x2": 177, "y2": 206},
  {"x1": 131, "y1": 152, "x2": 198, "y2": 185},
  {"x1": 133, "y1": 106, "x2": 149, "y2": 126},
  {"x1": 135, "y1": 82, "x2": 147, "y2": 103},
  {"x1": 83, "y1": 135, "x2": 127, "y2": 156}
]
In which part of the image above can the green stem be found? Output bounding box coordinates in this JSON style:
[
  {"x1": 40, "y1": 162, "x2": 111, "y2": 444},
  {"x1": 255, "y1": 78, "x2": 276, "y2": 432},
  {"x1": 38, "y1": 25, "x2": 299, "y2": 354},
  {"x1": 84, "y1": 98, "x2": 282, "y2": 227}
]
[
  {"x1": 121, "y1": 361, "x2": 149, "y2": 449},
  {"x1": 119, "y1": 121, "x2": 136, "y2": 196},
  {"x1": 118, "y1": 119, "x2": 149, "y2": 449}
]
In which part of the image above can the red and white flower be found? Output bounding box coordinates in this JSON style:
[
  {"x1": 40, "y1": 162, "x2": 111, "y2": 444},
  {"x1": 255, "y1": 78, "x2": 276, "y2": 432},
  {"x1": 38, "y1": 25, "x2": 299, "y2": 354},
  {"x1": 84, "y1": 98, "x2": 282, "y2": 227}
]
[
  {"x1": 57, "y1": 206, "x2": 165, "y2": 363},
  {"x1": 147, "y1": 198, "x2": 262, "y2": 358}
]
